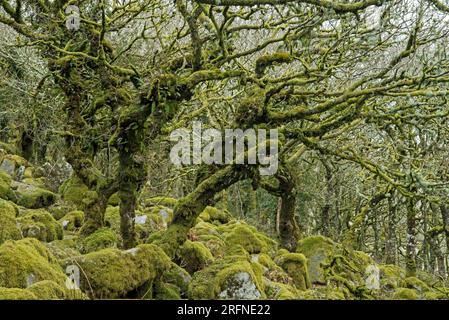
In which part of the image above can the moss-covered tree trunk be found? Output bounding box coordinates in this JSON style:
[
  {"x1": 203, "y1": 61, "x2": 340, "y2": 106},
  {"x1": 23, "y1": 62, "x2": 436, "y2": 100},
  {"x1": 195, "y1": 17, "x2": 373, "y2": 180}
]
[
  {"x1": 278, "y1": 189, "x2": 299, "y2": 251},
  {"x1": 384, "y1": 195, "x2": 397, "y2": 264},
  {"x1": 406, "y1": 199, "x2": 417, "y2": 277}
]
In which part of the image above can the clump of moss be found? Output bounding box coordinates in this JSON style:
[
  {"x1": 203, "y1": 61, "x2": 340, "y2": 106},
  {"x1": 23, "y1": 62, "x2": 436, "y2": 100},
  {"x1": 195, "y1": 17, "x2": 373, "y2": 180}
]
[
  {"x1": 188, "y1": 254, "x2": 265, "y2": 300},
  {"x1": 59, "y1": 210, "x2": 84, "y2": 231},
  {"x1": 393, "y1": 288, "x2": 418, "y2": 300},
  {"x1": 64, "y1": 244, "x2": 172, "y2": 299},
  {"x1": 179, "y1": 240, "x2": 214, "y2": 274},
  {"x1": 143, "y1": 197, "x2": 178, "y2": 208},
  {"x1": 275, "y1": 253, "x2": 310, "y2": 290},
  {"x1": 26, "y1": 280, "x2": 67, "y2": 299},
  {"x1": 105, "y1": 205, "x2": 120, "y2": 233},
  {"x1": 264, "y1": 280, "x2": 300, "y2": 300},
  {"x1": 221, "y1": 223, "x2": 273, "y2": 254},
  {"x1": 0, "y1": 238, "x2": 67, "y2": 288},
  {"x1": 58, "y1": 176, "x2": 89, "y2": 208},
  {"x1": 199, "y1": 206, "x2": 232, "y2": 224},
  {"x1": 400, "y1": 277, "x2": 430, "y2": 294},
  {"x1": 12, "y1": 181, "x2": 57, "y2": 209},
  {"x1": 108, "y1": 193, "x2": 120, "y2": 206},
  {"x1": 79, "y1": 227, "x2": 118, "y2": 254},
  {"x1": 17, "y1": 209, "x2": 63, "y2": 242},
  {"x1": 0, "y1": 199, "x2": 22, "y2": 244}
]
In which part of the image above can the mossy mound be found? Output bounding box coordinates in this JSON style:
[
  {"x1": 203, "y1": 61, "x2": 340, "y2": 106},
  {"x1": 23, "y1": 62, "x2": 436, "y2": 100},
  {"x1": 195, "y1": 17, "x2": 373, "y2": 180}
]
[
  {"x1": 143, "y1": 197, "x2": 178, "y2": 208},
  {"x1": 79, "y1": 227, "x2": 118, "y2": 254},
  {"x1": 0, "y1": 199, "x2": 22, "y2": 244},
  {"x1": 12, "y1": 181, "x2": 56, "y2": 209},
  {"x1": 393, "y1": 287, "x2": 418, "y2": 300},
  {"x1": 26, "y1": 280, "x2": 67, "y2": 299},
  {"x1": 199, "y1": 206, "x2": 233, "y2": 224},
  {"x1": 105, "y1": 205, "x2": 120, "y2": 232},
  {"x1": 188, "y1": 255, "x2": 265, "y2": 300},
  {"x1": 400, "y1": 277, "x2": 430, "y2": 294},
  {"x1": 179, "y1": 240, "x2": 214, "y2": 274},
  {"x1": 274, "y1": 253, "x2": 310, "y2": 290},
  {"x1": 58, "y1": 176, "x2": 89, "y2": 208},
  {"x1": 0, "y1": 238, "x2": 67, "y2": 288},
  {"x1": 17, "y1": 209, "x2": 63, "y2": 242},
  {"x1": 59, "y1": 210, "x2": 84, "y2": 231},
  {"x1": 220, "y1": 222, "x2": 277, "y2": 255},
  {"x1": 63, "y1": 244, "x2": 172, "y2": 299},
  {"x1": 108, "y1": 193, "x2": 120, "y2": 206}
]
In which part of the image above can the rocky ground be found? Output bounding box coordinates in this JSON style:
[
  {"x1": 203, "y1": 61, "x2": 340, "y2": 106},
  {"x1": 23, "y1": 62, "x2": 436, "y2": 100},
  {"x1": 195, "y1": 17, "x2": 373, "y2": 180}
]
[{"x1": 0, "y1": 146, "x2": 448, "y2": 300}]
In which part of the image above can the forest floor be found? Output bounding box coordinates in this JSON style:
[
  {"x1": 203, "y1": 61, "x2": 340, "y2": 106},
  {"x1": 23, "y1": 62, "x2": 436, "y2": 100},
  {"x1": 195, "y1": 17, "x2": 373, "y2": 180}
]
[{"x1": 0, "y1": 146, "x2": 448, "y2": 300}]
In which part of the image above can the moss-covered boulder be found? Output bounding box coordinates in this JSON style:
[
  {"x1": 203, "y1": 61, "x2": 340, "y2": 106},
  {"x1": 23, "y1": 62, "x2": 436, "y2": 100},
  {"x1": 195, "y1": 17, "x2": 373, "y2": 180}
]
[
  {"x1": 0, "y1": 199, "x2": 22, "y2": 244},
  {"x1": 12, "y1": 181, "x2": 56, "y2": 209},
  {"x1": 393, "y1": 288, "x2": 418, "y2": 300},
  {"x1": 59, "y1": 210, "x2": 84, "y2": 231},
  {"x1": 188, "y1": 254, "x2": 265, "y2": 300},
  {"x1": 221, "y1": 222, "x2": 276, "y2": 254},
  {"x1": 161, "y1": 262, "x2": 192, "y2": 297},
  {"x1": 143, "y1": 197, "x2": 178, "y2": 208},
  {"x1": 63, "y1": 244, "x2": 172, "y2": 299},
  {"x1": 108, "y1": 192, "x2": 120, "y2": 206},
  {"x1": 274, "y1": 253, "x2": 310, "y2": 290},
  {"x1": 187, "y1": 221, "x2": 226, "y2": 258},
  {"x1": 400, "y1": 277, "x2": 431, "y2": 295},
  {"x1": 179, "y1": 240, "x2": 214, "y2": 274},
  {"x1": 17, "y1": 209, "x2": 63, "y2": 242},
  {"x1": 26, "y1": 280, "x2": 67, "y2": 299},
  {"x1": 79, "y1": 227, "x2": 118, "y2": 254},
  {"x1": 0, "y1": 170, "x2": 14, "y2": 200},
  {"x1": 0, "y1": 238, "x2": 67, "y2": 288},
  {"x1": 58, "y1": 176, "x2": 89, "y2": 208},
  {"x1": 199, "y1": 206, "x2": 233, "y2": 224},
  {"x1": 296, "y1": 236, "x2": 375, "y2": 298},
  {"x1": 105, "y1": 205, "x2": 120, "y2": 233}
]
